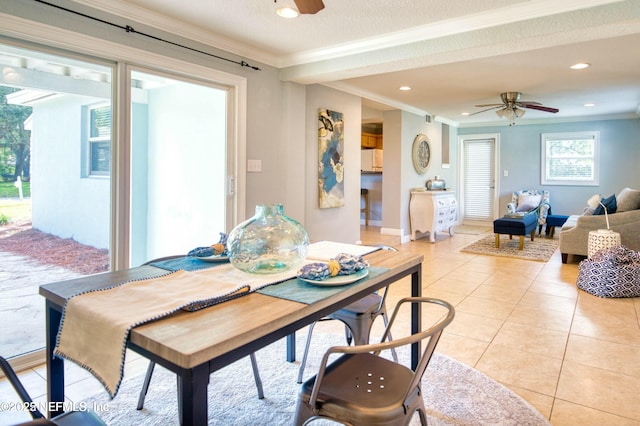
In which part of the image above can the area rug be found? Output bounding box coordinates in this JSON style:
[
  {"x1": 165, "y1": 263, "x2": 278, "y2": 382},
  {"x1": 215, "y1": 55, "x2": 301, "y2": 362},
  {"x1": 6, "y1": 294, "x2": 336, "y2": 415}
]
[
  {"x1": 461, "y1": 234, "x2": 559, "y2": 262},
  {"x1": 453, "y1": 225, "x2": 491, "y2": 235},
  {"x1": 81, "y1": 333, "x2": 550, "y2": 425}
]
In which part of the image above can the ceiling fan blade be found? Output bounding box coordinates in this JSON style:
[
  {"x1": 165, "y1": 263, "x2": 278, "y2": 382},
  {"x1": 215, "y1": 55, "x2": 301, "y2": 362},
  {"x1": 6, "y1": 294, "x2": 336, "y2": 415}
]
[
  {"x1": 517, "y1": 101, "x2": 542, "y2": 105},
  {"x1": 469, "y1": 106, "x2": 502, "y2": 116},
  {"x1": 293, "y1": 0, "x2": 325, "y2": 14},
  {"x1": 522, "y1": 104, "x2": 559, "y2": 113},
  {"x1": 474, "y1": 103, "x2": 503, "y2": 107}
]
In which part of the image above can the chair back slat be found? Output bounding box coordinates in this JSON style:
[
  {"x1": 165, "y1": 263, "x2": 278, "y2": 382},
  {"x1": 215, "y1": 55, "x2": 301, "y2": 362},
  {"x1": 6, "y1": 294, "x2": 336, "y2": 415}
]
[{"x1": 308, "y1": 297, "x2": 455, "y2": 409}]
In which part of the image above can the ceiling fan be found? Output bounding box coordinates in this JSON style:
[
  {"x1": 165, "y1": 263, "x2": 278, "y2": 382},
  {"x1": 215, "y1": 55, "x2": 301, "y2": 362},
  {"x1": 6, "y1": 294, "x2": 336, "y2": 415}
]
[
  {"x1": 472, "y1": 92, "x2": 559, "y2": 125},
  {"x1": 278, "y1": 0, "x2": 324, "y2": 14},
  {"x1": 294, "y1": 0, "x2": 325, "y2": 14}
]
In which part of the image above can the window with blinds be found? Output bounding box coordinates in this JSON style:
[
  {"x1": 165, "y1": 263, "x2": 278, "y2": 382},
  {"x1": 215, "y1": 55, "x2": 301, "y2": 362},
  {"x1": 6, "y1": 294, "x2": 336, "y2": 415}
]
[
  {"x1": 541, "y1": 131, "x2": 599, "y2": 186},
  {"x1": 463, "y1": 139, "x2": 495, "y2": 221},
  {"x1": 87, "y1": 103, "x2": 111, "y2": 176}
]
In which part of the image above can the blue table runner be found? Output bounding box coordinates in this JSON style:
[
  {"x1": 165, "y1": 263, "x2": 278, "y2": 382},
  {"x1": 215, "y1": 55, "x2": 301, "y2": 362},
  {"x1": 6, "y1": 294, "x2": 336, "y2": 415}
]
[
  {"x1": 257, "y1": 266, "x2": 389, "y2": 305},
  {"x1": 150, "y1": 256, "x2": 227, "y2": 272}
]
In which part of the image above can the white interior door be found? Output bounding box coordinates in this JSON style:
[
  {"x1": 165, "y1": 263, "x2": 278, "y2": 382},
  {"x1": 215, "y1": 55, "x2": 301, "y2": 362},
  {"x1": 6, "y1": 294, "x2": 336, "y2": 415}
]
[{"x1": 459, "y1": 134, "x2": 499, "y2": 224}]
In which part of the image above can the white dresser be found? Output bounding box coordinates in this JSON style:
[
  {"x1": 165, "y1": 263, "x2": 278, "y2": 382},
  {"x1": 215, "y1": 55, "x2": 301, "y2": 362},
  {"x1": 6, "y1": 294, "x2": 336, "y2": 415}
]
[{"x1": 410, "y1": 190, "x2": 457, "y2": 242}]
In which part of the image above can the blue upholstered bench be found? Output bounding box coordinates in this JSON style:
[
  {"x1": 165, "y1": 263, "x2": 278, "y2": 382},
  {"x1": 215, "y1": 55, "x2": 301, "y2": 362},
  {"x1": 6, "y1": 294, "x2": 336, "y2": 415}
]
[
  {"x1": 493, "y1": 214, "x2": 538, "y2": 250},
  {"x1": 545, "y1": 214, "x2": 569, "y2": 238}
]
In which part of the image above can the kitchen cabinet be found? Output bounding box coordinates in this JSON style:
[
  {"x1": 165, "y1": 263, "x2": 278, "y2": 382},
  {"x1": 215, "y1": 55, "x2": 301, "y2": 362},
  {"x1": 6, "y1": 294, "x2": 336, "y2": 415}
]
[{"x1": 361, "y1": 132, "x2": 382, "y2": 149}]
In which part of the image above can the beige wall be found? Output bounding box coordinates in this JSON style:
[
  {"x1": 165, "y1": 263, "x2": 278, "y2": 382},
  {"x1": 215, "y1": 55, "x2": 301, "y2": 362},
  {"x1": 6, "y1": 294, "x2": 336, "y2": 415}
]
[
  {"x1": 302, "y1": 85, "x2": 363, "y2": 244},
  {"x1": 381, "y1": 110, "x2": 452, "y2": 242}
]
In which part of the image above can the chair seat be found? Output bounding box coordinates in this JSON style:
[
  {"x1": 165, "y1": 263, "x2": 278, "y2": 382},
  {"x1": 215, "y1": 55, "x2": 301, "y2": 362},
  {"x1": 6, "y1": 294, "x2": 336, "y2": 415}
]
[
  {"x1": 294, "y1": 297, "x2": 455, "y2": 426},
  {"x1": 333, "y1": 293, "x2": 382, "y2": 318},
  {"x1": 298, "y1": 353, "x2": 416, "y2": 424}
]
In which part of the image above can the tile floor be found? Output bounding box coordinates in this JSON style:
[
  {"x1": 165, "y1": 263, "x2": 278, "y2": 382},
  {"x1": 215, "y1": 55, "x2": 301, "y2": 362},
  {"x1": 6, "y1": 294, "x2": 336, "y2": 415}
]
[{"x1": 2, "y1": 226, "x2": 640, "y2": 425}]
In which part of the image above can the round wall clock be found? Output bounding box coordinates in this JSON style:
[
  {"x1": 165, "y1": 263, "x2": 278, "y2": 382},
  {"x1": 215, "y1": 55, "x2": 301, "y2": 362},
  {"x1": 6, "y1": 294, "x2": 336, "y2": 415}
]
[{"x1": 412, "y1": 134, "x2": 431, "y2": 174}]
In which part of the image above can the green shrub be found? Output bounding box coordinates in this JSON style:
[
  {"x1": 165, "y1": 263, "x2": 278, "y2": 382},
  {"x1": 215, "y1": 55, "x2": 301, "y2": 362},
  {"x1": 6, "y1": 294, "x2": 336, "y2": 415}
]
[{"x1": 0, "y1": 213, "x2": 9, "y2": 225}]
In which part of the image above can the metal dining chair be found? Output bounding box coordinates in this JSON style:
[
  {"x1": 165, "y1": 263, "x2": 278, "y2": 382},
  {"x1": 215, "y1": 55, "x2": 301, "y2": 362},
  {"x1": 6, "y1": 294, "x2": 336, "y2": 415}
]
[
  {"x1": 294, "y1": 297, "x2": 455, "y2": 426},
  {"x1": 1, "y1": 356, "x2": 107, "y2": 426},
  {"x1": 296, "y1": 244, "x2": 399, "y2": 384},
  {"x1": 136, "y1": 255, "x2": 264, "y2": 411}
]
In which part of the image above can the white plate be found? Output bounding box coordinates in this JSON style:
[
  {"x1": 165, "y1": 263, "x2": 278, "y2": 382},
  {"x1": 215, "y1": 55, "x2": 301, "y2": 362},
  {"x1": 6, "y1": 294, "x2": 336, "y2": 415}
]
[
  {"x1": 195, "y1": 255, "x2": 229, "y2": 262},
  {"x1": 298, "y1": 268, "x2": 369, "y2": 286}
]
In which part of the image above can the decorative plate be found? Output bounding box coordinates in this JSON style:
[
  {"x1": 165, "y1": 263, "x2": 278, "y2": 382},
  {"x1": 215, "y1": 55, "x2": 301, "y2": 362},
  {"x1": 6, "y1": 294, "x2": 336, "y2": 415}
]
[
  {"x1": 298, "y1": 268, "x2": 369, "y2": 286},
  {"x1": 195, "y1": 255, "x2": 229, "y2": 262},
  {"x1": 412, "y1": 134, "x2": 431, "y2": 174}
]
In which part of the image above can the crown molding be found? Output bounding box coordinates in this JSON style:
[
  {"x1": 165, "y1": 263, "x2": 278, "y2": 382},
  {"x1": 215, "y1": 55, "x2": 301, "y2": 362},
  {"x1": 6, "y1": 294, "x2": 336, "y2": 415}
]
[
  {"x1": 68, "y1": 0, "x2": 624, "y2": 69},
  {"x1": 279, "y1": 0, "x2": 624, "y2": 67}
]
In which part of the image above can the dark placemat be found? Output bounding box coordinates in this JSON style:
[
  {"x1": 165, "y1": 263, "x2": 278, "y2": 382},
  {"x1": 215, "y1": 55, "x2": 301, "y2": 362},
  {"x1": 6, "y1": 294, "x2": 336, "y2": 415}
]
[
  {"x1": 150, "y1": 256, "x2": 228, "y2": 272},
  {"x1": 257, "y1": 266, "x2": 389, "y2": 305}
]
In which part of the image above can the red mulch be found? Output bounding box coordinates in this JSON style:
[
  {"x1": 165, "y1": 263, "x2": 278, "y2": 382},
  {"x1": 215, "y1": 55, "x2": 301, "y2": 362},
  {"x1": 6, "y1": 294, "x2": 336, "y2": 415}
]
[{"x1": 0, "y1": 220, "x2": 109, "y2": 275}]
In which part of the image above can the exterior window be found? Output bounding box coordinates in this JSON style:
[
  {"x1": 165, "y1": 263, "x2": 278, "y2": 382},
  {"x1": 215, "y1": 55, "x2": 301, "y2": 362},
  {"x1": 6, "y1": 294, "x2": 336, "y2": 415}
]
[
  {"x1": 541, "y1": 131, "x2": 599, "y2": 186},
  {"x1": 88, "y1": 104, "x2": 111, "y2": 175}
]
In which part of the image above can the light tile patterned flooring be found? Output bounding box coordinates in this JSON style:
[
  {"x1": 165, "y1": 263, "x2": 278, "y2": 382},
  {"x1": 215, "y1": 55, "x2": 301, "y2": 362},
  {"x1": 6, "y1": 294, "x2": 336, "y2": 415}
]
[
  {"x1": 358, "y1": 226, "x2": 640, "y2": 426},
  {"x1": 2, "y1": 226, "x2": 640, "y2": 425}
]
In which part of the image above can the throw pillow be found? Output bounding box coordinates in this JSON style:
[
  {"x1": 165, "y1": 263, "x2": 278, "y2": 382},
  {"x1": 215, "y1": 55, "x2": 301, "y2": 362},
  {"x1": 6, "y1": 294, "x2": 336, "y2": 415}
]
[
  {"x1": 616, "y1": 188, "x2": 640, "y2": 212},
  {"x1": 593, "y1": 194, "x2": 617, "y2": 215},
  {"x1": 586, "y1": 194, "x2": 601, "y2": 209},
  {"x1": 516, "y1": 193, "x2": 542, "y2": 212}
]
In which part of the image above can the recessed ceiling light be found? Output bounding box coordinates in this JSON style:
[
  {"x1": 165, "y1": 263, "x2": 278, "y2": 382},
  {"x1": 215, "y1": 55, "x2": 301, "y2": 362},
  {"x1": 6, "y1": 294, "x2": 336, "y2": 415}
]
[
  {"x1": 399, "y1": 86, "x2": 411, "y2": 91},
  {"x1": 584, "y1": 103, "x2": 595, "y2": 107},
  {"x1": 461, "y1": 112, "x2": 470, "y2": 116},
  {"x1": 276, "y1": 6, "x2": 299, "y2": 18},
  {"x1": 570, "y1": 63, "x2": 590, "y2": 70}
]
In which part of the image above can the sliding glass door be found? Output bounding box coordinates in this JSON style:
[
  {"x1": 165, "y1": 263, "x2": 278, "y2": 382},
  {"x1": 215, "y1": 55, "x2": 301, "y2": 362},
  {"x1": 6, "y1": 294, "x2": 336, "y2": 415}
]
[
  {"x1": 0, "y1": 44, "x2": 236, "y2": 366},
  {"x1": 129, "y1": 69, "x2": 230, "y2": 265},
  {"x1": 0, "y1": 42, "x2": 112, "y2": 361}
]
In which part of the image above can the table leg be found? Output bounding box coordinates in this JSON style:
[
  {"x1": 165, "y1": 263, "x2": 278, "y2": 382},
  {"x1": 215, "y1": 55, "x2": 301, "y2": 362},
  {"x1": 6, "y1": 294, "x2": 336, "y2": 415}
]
[
  {"x1": 286, "y1": 332, "x2": 296, "y2": 362},
  {"x1": 45, "y1": 300, "x2": 64, "y2": 418},
  {"x1": 178, "y1": 363, "x2": 209, "y2": 426},
  {"x1": 411, "y1": 263, "x2": 422, "y2": 370}
]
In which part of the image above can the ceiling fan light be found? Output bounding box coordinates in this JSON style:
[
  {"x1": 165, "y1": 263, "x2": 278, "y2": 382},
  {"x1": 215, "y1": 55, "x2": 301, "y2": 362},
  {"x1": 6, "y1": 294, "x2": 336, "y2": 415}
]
[
  {"x1": 570, "y1": 62, "x2": 590, "y2": 70},
  {"x1": 496, "y1": 109, "x2": 506, "y2": 118},
  {"x1": 514, "y1": 108, "x2": 526, "y2": 118},
  {"x1": 276, "y1": 6, "x2": 299, "y2": 18}
]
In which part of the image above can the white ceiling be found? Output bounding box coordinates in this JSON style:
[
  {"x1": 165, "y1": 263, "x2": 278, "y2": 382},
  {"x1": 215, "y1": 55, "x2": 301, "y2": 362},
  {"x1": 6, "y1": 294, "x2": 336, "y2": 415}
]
[{"x1": 66, "y1": 0, "x2": 640, "y2": 125}]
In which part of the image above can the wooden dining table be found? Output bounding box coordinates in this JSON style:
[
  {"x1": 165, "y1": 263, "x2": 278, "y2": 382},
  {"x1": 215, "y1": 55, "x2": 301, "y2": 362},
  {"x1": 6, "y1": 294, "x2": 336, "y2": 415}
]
[{"x1": 39, "y1": 248, "x2": 423, "y2": 425}]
